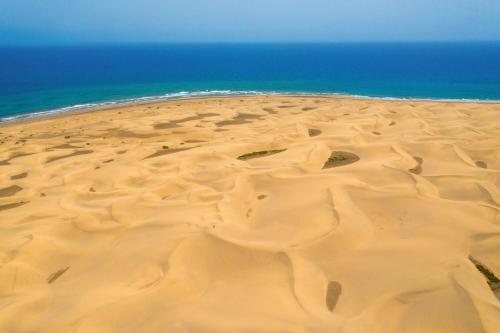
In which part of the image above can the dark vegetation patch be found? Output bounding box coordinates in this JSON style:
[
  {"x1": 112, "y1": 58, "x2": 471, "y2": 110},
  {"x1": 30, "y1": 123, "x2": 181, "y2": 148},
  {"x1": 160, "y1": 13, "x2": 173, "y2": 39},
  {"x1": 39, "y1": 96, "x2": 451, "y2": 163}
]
[
  {"x1": 238, "y1": 149, "x2": 287, "y2": 161},
  {"x1": 409, "y1": 156, "x2": 423, "y2": 175},
  {"x1": 469, "y1": 256, "x2": 500, "y2": 300},
  {"x1": 323, "y1": 151, "x2": 360, "y2": 169},
  {"x1": 308, "y1": 129, "x2": 322, "y2": 137},
  {"x1": 0, "y1": 185, "x2": 23, "y2": 198},
  {"x1": 475, "y1": 161, "x2": 487, "y2": 169},
  {"x1": 47, "y1": 266, "x2": 71, "y2": 284},
  {"x1": 46, "y1": 150, "x2": 93, "y2": 163}
]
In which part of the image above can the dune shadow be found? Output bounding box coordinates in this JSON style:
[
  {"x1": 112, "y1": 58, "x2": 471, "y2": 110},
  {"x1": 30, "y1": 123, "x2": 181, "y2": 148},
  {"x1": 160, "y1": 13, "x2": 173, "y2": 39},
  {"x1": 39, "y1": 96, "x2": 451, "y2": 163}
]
[
  {"x1": 47, "y1": 266, "x2": 71, "y2": 284},
  {"x1": 0, "y1": 185, "x2": 23, "y2": 198},
  {"x1": 0, "y1": 201, "x2": 28, "y2": 211},
  {"x1": 326, "y1": 281, "x2": 342, "y2": 311},
  {"x1": 409, "y1": 156, "x2": 423, "y2": 174},
  {"x1": 47, "y1": 150, "x2": 93, "y2": 163},
  {"x1": 10, "y1": 172, "x2": 28, "y2": 180},
  {"x1": 216, "y1": 113, "x2": 263, "y2": 127},
  {"x1": 144, "y1": 147, "x2": 192, "y2": 159}
]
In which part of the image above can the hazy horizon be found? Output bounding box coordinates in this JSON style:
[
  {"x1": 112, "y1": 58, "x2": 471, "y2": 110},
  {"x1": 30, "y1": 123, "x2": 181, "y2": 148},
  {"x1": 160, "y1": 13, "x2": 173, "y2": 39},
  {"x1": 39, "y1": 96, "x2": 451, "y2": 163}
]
[{"x1": 1, "y1": 0, "x2": 500, "y2": 45}]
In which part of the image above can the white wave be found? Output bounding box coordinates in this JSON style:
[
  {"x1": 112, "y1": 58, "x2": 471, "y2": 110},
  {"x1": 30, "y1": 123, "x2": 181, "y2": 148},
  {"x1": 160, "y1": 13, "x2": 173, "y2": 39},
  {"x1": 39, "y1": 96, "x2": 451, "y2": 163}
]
[{"x1": 1, "y1": 90, "x2": 498, "y2": 123}]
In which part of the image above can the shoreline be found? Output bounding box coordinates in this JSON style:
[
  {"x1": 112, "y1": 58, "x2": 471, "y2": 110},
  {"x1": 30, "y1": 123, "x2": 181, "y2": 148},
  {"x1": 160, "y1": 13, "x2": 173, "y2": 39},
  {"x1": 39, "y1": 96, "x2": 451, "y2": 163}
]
[{"x1": 2, "y1": 90, "x2": 500, "y2": 126}]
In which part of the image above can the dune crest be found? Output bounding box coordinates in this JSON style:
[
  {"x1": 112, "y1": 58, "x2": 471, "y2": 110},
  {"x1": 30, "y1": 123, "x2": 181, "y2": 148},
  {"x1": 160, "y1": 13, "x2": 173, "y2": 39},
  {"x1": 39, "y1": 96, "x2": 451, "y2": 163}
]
[{"x1": 0, "y1": 96, "x2": 499, "y2": 332}]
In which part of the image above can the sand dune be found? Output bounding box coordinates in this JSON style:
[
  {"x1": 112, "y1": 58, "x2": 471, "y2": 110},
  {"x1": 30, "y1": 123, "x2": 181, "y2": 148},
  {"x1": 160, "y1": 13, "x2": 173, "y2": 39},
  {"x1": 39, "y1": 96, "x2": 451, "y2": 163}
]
[{"x1": 0, "y1": 96, "x2": 499, "y2": 332}]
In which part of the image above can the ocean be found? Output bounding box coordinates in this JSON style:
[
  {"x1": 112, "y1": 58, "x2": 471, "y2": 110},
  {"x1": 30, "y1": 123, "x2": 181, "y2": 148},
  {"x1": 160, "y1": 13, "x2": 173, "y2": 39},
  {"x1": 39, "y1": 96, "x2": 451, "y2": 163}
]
[{"x1": 1, "y1": 42, "x2": 499, "y2": 121}]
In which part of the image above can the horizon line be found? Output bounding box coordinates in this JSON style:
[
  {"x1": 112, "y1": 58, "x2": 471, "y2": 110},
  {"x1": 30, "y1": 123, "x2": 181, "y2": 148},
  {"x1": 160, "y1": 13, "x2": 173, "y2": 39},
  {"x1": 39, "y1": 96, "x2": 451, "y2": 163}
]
[{"x1": 2, "y1": 40, "x2": 500, "y2": 47}]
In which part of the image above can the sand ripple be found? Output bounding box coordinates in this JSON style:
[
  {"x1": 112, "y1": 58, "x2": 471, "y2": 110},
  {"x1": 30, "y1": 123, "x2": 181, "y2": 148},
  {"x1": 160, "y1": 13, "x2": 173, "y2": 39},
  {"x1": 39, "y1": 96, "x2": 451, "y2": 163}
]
[{"x1": 0, "y1": 96, "x2": 499, "y2": 332}]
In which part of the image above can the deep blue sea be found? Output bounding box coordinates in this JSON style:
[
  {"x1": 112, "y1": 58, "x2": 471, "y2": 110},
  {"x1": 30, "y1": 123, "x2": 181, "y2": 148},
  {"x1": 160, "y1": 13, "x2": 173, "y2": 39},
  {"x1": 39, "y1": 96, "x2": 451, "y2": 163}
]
[{"x1": 1, "y1": 43, "x2": 499, "y2": 121}]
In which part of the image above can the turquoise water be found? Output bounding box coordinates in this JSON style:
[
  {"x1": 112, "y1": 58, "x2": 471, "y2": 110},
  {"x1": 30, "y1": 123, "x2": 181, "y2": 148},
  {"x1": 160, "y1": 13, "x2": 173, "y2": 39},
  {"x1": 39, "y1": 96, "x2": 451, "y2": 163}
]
[{"x1": 1, "y1": 43, "x2": 499, "y2": 121}]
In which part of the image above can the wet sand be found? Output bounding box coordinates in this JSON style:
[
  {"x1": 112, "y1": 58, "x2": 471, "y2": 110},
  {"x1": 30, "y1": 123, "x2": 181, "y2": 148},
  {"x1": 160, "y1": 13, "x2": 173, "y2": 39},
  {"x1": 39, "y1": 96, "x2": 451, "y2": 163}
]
[{"x1": 0, "y1": 96, "x2": 499, "y2": 332}]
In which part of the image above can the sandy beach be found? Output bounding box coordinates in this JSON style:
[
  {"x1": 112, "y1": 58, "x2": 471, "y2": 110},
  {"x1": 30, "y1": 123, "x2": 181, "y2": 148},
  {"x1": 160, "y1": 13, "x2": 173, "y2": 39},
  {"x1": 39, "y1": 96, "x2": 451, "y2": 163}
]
[{"x1": 0, "y1": 95, "x2": 499, "y2": 332}]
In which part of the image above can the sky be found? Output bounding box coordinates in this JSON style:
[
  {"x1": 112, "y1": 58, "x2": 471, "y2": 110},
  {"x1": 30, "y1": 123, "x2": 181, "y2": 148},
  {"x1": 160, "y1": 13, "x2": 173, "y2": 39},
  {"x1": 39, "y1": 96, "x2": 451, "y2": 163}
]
[{"x1": 1, "y1": 0, "x2": 499, "y2": 44}]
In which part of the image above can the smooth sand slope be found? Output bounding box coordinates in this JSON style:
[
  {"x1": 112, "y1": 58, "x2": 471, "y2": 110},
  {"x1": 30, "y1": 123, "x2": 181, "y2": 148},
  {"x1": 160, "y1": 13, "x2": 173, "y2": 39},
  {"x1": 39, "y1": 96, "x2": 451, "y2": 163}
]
[{"x1": 0, "y1": 96, "x2": 499, "y2": 333}]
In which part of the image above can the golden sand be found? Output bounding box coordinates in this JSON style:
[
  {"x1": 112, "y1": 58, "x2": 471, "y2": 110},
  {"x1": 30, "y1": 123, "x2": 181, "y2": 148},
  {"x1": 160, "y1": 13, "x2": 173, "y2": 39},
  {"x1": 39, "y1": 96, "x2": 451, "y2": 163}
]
[{"x1": 0, "y1": 96, "x2": 499, "y2": 332}]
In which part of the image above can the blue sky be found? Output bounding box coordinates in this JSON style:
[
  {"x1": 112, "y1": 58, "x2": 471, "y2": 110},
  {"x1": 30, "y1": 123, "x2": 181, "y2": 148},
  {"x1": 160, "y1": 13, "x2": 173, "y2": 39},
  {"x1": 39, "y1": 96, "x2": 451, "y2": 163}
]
[{"x1": 1, "y1": 0, "x2": 499, "y2": 44}]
